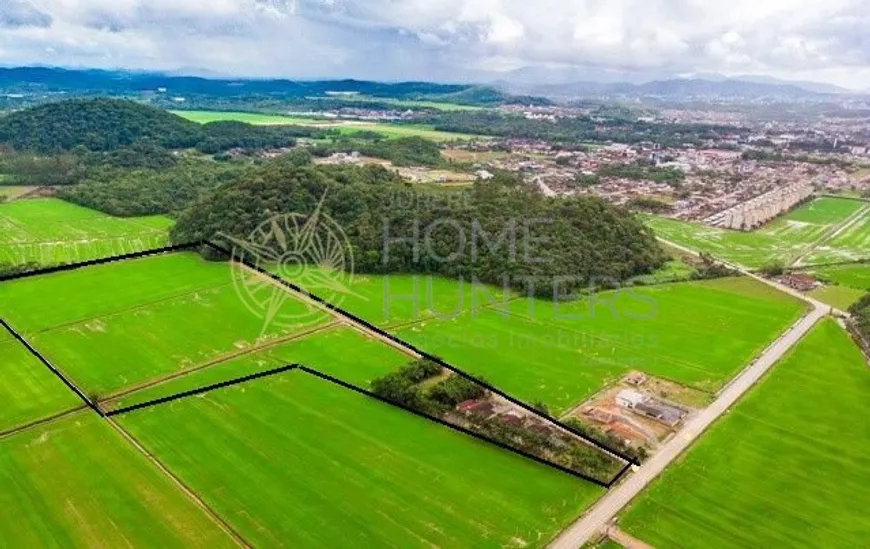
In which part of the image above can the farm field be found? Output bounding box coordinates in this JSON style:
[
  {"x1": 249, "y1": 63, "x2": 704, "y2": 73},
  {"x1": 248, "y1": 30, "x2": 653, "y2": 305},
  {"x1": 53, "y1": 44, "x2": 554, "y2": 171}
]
[
  {"x1": 619, "y1": 319, "x2": 870, "y2": 548},
  {"x1": 806, "y1": 263, "x2": 870, "y2": 309},
  {"x1": 647, "y1": 197, "x2": 866, "y2": 269},
  {"x1": 108, "y1": 326, "x2": 410, "y2": 411},
  {"x1": 327, "y1": 95, "x2": 483, "y2": 111},
  {"x1": 267, "y1": 266, "x2": 516, "y2": 327},
  {"x1": 396, "y1": 277, "x2": 805, "y2": 414},
  {"x1": 118, "y1": 370, "x2": 602, "y2": 548},
  {"x1": 808, "y1": 284, "x2": 866, "y2": 310},
  {"x1": 0, "y1": 339, "x2": 81, "y2": 433},
  {"x1": 811, "y1": 262, "x2": 870, "y2": 290},
  {"x1": 0, "y1": 413, "x2": 234, "y2": 547},
  {"x1": 0, "y1": 198, "x2": 171, "y2": 267},
  {"x1": 0, "y1": 252, "x2": 331, "y2": 397},
  {"x1": 0, "y1": 253, "x2": 232, "y2": 332},
  {"x1": 171, "y1": 110, "x2": 484, "y2": 141},
  {"x1": 802, "y1": 206, "x2": 870, "y2": 264}
]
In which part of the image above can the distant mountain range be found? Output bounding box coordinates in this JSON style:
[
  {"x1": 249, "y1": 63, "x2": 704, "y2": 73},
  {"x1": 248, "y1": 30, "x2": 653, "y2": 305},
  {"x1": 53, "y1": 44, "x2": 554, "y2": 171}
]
[
  {"x1": 0, "y1": 65, "x2": 864, "y2": 106},
  {"x1": 0, "y1": 66, "x2": 553, "y2": 108},
  {"x1": 492, "y1": 67, "x2": 866, "y2": 102}
]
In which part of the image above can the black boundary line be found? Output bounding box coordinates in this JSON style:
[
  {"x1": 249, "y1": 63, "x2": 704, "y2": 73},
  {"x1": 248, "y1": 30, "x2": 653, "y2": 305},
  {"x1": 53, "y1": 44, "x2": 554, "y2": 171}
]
[
  {"x1": 0, "y1": 241, "x2": 203, "y2": 283},
  {"x1": 106, "y1": 358, "x2": 618, "y2": 486},
  {"x1": 295, "y1": 366, "x2": 612, "y2": 487},
  {"x1": 0, "y1": 318, "x2": 102, "y2": 415},
  {"x1": 0, "y1": 238, "x2": 634, "y2": 486},
  {"x1": 607, "y1": 461, "x2": 634, "y2": 487},
  {"x1": 106, "y1": 364, "x2": 299, "y2": 416},
  {"x1": 204, "y1": 239, "x2": 639, "y2": 466}
]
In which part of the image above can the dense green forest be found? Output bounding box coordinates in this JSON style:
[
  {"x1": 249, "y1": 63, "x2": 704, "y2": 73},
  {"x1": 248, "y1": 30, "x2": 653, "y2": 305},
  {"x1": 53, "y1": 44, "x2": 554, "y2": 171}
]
[
  {"x1": 58, "y1": 157, "x2": 252, "y2": 216},
  {"x1": 171, "y1": 156, "x2": 666, "y2": 296},
  {"x1": 0, "y1": 99, "x2": 327, "y2": 154}
]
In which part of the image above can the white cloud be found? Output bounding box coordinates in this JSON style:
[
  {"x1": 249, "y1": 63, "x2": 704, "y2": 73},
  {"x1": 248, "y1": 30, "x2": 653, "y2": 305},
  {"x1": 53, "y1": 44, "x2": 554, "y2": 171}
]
[{"x1": 0, "y1": 0, "x2": 865, "y2": 89}]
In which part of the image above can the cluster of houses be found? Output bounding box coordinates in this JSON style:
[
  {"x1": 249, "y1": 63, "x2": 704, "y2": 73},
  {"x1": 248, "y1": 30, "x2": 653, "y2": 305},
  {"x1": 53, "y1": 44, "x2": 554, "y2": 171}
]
[{"x1": 455, "y1": 398, "x2": 557, "y2": 436}]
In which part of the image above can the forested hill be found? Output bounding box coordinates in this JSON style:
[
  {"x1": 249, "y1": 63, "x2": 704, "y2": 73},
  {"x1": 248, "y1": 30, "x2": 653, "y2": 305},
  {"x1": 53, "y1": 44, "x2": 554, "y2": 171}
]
[
  {"x1": 0, "y1": 99, "x2": 321, "y2": 154},
  {"x1": 0, "y1": 99, "x2": 202, "y2": 152},
  {"x1": 172, "y1": 158, "x2": 666, "y2": 297}
]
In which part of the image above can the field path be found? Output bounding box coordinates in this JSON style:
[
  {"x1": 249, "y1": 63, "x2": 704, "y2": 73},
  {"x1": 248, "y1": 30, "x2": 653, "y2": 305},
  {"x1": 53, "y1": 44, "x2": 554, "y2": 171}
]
[
  {"x1": 660, "y1": 237, "x2": 840, "y2": 314},
  {"x1": 548, "y1": 303, "x2": 826, "y2": 548},
  {"x1": 791, "y1": 203, "x2": 870, "y2": 267},
  {"x1": 104, "y1": 416, "x2": 252, "y2": 548}
]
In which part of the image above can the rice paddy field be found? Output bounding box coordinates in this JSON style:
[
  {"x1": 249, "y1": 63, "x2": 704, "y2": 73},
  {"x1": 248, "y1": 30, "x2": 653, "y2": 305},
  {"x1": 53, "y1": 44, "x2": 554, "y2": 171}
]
[
  {"x1": 172, "y1": 110, "x2": 483, "y2": 141},
  {"x1": 0, "y1": 413, "x2": 236, "y2": 547},
  {"x1": 801, "y1": 205, "x2": 870, "y2": 264},
  {"x1": 811, "y1": 263, "x2": 870, "y2": 290},
  {"x1": 0, "y1": 251, "x2": 604, "y2": 547},
  {"x1": 107, "y1": 326, "x2": 410, "y2": 411},
  {"x1": 0, "y1": 198, "x2": 171, "y2": 267},
  {"x1": 269, "y1": 267, "x2": 806, "y2": 415},
  {"x1": 647, "y1": 197, "x2": 868, "y2": 269},
  {"x1": 619, "y1": 319, "x2": 870, "y2": 548},
  {"x1": 395, "y1": 278, "x2": 806, "y2": 414},
  {"x1": 806, "y1": 263, "x2": 870, "y2": 309},
  {"x1": 0, "y1": 338, "x2": 81, "y2": 434},
  {"x1": 117, "y1": 371, "x2": 600, "y2": 548},
  {"x1": 0, "y1": 253, "x2": 332, "y2": 397},
  {"x1": 266, "y1": 267, "x2": 516, "y2": 327}
]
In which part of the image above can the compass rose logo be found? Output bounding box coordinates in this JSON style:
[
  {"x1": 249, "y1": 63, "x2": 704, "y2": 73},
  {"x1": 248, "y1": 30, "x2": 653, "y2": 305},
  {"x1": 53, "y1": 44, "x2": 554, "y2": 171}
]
[{"x1": 223, "y1": 197, "x2": 356, "y2": 333}]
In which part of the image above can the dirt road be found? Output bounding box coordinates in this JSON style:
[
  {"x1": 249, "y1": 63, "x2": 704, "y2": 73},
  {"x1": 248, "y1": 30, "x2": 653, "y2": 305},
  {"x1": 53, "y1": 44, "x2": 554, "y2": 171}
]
[{"x1": 548, "y1": 304, "x2": 826, "y2": 548}]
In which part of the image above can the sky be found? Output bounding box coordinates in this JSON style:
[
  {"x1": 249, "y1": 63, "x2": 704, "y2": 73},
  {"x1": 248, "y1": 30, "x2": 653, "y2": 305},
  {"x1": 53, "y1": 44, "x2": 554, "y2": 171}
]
[{"x1": 1, "y1": 0, "x2": 869, "y2": 89}]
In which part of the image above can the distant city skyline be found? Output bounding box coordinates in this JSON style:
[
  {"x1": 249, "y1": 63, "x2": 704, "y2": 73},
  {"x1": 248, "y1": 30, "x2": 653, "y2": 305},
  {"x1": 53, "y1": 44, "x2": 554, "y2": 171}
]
[{"x1": 1, "y1": 0, "x2": 868, "y2": 90}]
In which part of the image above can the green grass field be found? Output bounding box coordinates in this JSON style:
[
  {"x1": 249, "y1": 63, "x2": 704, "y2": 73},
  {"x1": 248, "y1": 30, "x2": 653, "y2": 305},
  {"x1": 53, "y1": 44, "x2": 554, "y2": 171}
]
[
  {"x1": 811, "y1": 263, "x2": 870, "y2": 290},
  {"x1": 119, "y1": 371, "x2": 601, "y2": 548},
  {"x1": 647, "y1": 197, "x2": 867, "y2": 269},
  {"x1": 808, "y1": 284, "x2": 867, "y2": 310},
  {"x1": 806, "y1": 263, "x2": 870, "y2": 309},
  {"x1": 0, "y1": 253, "x2": 331, "y2": 397},
  {"x1": 0, "y1": 413, "x2": 234, "y2": 547},
  {"x1": 268, "y1": 266, "x2": 516, "y2": 327},
  {"x1": 172, "y1": 110, "x2": 483, "y2": 141},
  {"x1": 0, "y1": 198, "x2": 171, "y2": 267},
  {"x1": 395, "y1": 277, "x2": 805, "y2": 414},
  {"x1": 620, "y1": 319, "x2": 870, "y2": 547},
  {"x1": 802, "y1": 206, "x2": 870, "y2": 264},
  {"x1": 0, "y1": 339, "x2": 81, "y2": 433},
  {"x1": 266, "y1": 267, "x2": 805, "y2": 414},
  {"x1": 109, "y1": 326, "x2": 410, "y2": 411},
  {"x1": 0, "y1": 253, "x2": 231, "y2": 332}
]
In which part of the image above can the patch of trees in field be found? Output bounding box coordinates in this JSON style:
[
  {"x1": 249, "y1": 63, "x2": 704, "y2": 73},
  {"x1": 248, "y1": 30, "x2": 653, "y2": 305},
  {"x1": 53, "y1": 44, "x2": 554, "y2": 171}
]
[
  {"x1": 311, "y1": 136, "x2": 445, "y2": 167},
  {"x1": 369, "y1": 361, "x2": 621, "y2": 481},
  {"x1": 170, "y1": 156, "x2": 666, "y2": 297}
]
